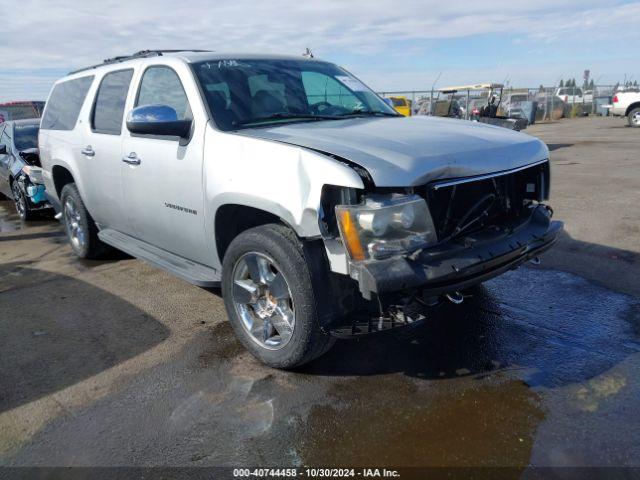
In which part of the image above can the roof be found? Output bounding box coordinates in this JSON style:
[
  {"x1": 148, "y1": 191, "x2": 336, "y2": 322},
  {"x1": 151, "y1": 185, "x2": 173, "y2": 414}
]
[
  {"x1": 69, "y1": 50, "x2": 321, "y2": 75},
  {"x1": 438, "y1": 83, "x2": 504, "y2": 92},
  {"x1": 177, "y1": 52, "x2": 323, "y2": 63},
  {"x1": 3, "y1": 118, "x2": 41, "y2": 126}
]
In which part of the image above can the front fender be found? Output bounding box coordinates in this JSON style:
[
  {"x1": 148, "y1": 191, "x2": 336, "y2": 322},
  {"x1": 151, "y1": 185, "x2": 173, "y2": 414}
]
[{"x1": 203, "y1": 125, "x2": 365, "y2": 269}]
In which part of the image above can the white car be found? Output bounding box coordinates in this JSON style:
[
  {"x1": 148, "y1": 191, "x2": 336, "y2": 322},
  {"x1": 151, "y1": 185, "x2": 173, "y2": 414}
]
[
  {"x1": 38, "y1": 50, "x2": 561, "y2": 368},
  {"x1": 610, "y1": 91, "x2": 640, "y2": 127}
]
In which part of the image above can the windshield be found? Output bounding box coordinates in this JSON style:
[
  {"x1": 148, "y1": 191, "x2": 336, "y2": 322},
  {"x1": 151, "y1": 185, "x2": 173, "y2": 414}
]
[
  {"x1": 193, "y1": 59, "x2": 398, "y2": 130},
  {"x1": 14, "y1": 124, "x2": 39, "y2": 150}
]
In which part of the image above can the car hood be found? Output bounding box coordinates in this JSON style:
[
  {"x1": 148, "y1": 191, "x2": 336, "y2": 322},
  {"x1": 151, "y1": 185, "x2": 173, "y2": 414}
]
[{"x1": 237, "y1": 116, "x2": 548, "y2": 187}]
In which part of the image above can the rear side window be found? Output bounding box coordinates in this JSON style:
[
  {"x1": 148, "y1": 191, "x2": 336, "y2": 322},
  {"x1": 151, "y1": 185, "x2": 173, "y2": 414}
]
[
  {"x1": 92, "y1": 69, "x2": 134, "y2": 135},
  {"x1": 41, "y1": 76, "x2": 94, "y2": 130},
  {"x1": 136, "y1": 66, "x2": 191, "y2": 120}
]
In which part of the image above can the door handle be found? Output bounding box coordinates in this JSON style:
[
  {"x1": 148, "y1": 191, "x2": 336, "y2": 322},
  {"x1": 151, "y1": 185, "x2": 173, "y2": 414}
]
[
  {"x1": 81, "y1": 146, "x2": 95, "y2": 157},
  {"x1": 122, "y1": 152, "x2": 141, "y2": 165}
]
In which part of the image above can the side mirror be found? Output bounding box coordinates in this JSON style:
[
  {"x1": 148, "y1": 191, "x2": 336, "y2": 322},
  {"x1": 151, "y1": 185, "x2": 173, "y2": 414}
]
[
  {"x1": 126, "y1": 105, "x2": 192, "y2": 139},
  {"x1": 0, "y1": 144, "x2": 7, "y2": 155}
]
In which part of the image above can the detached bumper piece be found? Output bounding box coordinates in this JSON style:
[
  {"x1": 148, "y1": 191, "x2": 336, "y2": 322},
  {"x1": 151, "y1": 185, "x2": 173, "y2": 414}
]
[
  {"x1": 328, "y1": 296, "x2": 433, "y2": 338},
  {"x1": 354, "y1": 205, "x2": 563, "y2": 300},
  {"x1": 16, "y1": 176, "x2": 51, "y2": 211}
]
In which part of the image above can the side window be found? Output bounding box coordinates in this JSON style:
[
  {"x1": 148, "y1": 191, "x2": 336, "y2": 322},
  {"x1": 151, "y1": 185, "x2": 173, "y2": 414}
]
[
  {"x1": 92, "y1": 69, "x2": 134, "y2": 135},
  {"x1": 136, "y1": 67, "x2": 191, "y2": 119},
  {"x1": 41, "y1": 76, "x2": 94, "y2": 131},
  {"x1": 301, "y1": 71, "x2": 360, "y2": 110}
]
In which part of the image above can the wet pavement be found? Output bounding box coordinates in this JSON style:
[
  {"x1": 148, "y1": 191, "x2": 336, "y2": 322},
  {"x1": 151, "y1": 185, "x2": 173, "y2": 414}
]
[{"x1": 0, "y1": 117, "x2": 639, "y2": 470}]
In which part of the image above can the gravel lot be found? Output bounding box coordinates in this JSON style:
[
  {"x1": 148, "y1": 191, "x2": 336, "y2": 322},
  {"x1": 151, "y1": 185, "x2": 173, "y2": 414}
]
[{"x1": 0, "y1": 116, "x2": 638, "y2": 469}]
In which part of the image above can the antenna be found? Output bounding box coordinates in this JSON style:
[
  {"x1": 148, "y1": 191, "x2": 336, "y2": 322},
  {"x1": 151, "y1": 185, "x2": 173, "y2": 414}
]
[
  {"x1": 302, "y1": 48, "x2": 314, "y2": 58},
  {"x1": 431, "y1": 71, "x2": 442, "y2": 91}
]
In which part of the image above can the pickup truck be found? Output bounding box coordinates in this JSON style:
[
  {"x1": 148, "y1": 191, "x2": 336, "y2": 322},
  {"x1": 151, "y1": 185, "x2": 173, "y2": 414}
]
[
  {"x1": 555, "y1": 87, "x2": 593, "y2": 105},
  {"x1": 610, "y1": 91, "x2": 640, "y2": 127},
  {"x1": 39, "y1": 50, "x2": 562, "y2": 368}
]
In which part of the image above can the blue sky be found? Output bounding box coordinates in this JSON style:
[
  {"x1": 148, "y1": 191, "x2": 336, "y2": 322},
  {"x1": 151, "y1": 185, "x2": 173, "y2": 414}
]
[{"x1": 1, "y1": 0, "x2": 638, "y2": 101}]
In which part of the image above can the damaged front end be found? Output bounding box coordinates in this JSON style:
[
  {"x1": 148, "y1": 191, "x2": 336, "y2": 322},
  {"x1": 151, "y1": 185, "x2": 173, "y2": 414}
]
[
  {"x1": 321, "y1": 159, "x2": 563, "y2": 336},
  {"x1": 11, "y1": 149, "x2": 51, "y2": 212}
]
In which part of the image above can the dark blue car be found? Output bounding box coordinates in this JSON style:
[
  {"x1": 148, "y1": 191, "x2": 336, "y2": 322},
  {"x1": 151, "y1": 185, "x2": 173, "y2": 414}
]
[{"x1": 0, "y1": 119, "x2": 51, "y2": 220}]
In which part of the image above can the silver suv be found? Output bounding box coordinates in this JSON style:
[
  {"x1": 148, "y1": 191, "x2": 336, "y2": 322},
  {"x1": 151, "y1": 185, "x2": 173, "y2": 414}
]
[{"x1": 39, "y1": 50, "x2": 562, "y2": 368}]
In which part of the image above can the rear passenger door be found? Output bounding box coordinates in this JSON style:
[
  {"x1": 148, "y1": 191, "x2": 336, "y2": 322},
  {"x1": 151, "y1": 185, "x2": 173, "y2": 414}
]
[
  {"x1": 81, "y1": 69, "x2": 134, "y2": 231},
  {"x1": 121, "y1": 64, "x2": 207, "y2": 263}
]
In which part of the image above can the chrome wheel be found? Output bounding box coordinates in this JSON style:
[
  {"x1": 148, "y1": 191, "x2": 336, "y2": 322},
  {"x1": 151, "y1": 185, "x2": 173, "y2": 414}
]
[
  {"x1": 232, "y1": 252, "x2": 295, "y2": 350},
  {"x1": 633, "y1": 111, "x2": 640, "y2": 126},
  {"x1": 63, "y1": 197, "x2": 86, "y2": 251},
  {"x1": 11, "y1": 182, "x2": 27, "y2": 219}
]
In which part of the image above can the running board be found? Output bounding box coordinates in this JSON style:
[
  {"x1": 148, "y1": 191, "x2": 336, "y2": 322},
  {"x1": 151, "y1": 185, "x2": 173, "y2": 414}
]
[{"x1": 98, "y1": 229, "x2": 221, "y2": 287}]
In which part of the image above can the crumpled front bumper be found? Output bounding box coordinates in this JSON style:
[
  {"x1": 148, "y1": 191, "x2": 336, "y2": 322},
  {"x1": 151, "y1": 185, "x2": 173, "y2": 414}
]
[{"x1": 352, "y1": 205, "x2": 563, "y2": 300}]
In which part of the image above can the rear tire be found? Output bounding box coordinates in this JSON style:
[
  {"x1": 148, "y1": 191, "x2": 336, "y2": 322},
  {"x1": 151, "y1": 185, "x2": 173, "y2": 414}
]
[
  {"x1": 222, "y1": 224, "x2": 335, "y2": 369},
  {"x1": 628, "y1": 107, "x2": 640, "y2": 127},
  {"x1": 60, "y1": 183, "x2": 110, "y2": 259}
]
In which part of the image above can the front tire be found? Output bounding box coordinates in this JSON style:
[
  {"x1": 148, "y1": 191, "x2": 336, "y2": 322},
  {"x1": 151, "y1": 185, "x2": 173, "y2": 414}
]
[
  {"x1": 628, "y1": 107, "x2": 640, "y2": 127},
  {"x1": 221, "y1": 224, "x2": 335, "y2": 369},
  {"x1": 11, "y1": 180, "x2": 36, "y2": 221},
  {"x1": 60, "y1": 183, "x2": 110, "y2": 259}
]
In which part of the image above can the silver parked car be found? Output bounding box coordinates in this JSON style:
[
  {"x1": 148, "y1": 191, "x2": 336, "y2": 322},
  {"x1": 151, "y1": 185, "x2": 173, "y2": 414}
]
[{"x1": 39, "y1": 50, "x2": 562, "y2": 368}]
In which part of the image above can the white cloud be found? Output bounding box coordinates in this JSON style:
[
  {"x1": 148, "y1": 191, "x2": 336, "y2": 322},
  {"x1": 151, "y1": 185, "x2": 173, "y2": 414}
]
[
  {"x1": 1, "y1": 0, "x2": 638, "y2": 100},
  {"x1": 4, "y1": 0, "x2": 638, "y2": 67}
]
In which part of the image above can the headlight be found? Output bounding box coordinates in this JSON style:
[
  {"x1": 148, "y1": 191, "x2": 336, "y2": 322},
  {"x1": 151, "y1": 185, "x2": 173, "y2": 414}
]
[
  {"x1": 335, "y1": 194, "x2": 437, "y2": 261},
  {"x1": 21, "y1": 165, "x2": 44, "y2": 184}
]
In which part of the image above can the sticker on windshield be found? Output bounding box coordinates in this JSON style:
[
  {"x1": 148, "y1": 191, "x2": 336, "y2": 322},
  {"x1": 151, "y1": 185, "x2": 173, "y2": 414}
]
[
  {"x1": 200, "y1": 60, "x2": 251, "y2": 69},
  {"x1": 335, "y1": 76, "x2": 368, "y2": 92}
]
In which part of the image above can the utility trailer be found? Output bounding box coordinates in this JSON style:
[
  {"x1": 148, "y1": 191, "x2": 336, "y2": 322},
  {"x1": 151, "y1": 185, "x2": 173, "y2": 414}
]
[{"x1": 436, "y1": 83, "x2": 528, "y2": 131}]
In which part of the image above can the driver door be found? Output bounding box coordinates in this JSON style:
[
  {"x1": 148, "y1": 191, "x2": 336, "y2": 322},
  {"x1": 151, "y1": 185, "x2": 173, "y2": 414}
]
[{"x1": 121, "y1": 64, "x2": 208, "y2": 264}]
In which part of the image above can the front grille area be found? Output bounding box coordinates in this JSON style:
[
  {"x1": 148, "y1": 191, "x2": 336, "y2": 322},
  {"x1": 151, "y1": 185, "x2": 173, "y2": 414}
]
[{"x1": 421, "y1": 161, "x2": 550, "y2": 240}]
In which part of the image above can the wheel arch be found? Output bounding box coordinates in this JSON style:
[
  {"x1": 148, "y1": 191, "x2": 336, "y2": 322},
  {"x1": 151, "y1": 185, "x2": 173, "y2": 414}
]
[
  {"x1": 214, "y1": 202, "x2": 302, "y2": 265},
  {"x1": 625, "y1": 102, "x2": 640, "y2": 116},
  {"x1": 51, "y1": 164, "x2": 76, "y2": 199}
]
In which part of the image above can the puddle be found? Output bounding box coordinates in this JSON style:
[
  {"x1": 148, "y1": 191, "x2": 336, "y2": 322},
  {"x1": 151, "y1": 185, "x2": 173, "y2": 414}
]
[
  {"x1": 198, "y1": 321, "x2": 245, "y2": 364},
  {"x1": 296, "y1": 376, "x2": 543, "y2": 467},
  {"x1": 290, "y1": 268, "x2": 639, "y2": 467}
]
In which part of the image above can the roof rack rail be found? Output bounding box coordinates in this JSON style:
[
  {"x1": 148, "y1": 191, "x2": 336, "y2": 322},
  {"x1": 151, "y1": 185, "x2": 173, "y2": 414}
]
[{"x1": 69, "y1": 49, "x2": 213, "y2": 75}]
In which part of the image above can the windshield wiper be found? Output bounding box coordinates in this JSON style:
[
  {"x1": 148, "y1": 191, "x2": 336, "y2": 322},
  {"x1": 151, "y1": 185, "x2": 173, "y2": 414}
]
[
  {"x1": 339, "y1": 109, "x2": 401, "y2": 118},
  {"x1": 237, "y1": 113, "x2": 341, "y2": 127}
]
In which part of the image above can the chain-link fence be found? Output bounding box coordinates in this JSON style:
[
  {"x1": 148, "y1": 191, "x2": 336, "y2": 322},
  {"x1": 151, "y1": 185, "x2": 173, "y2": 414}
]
[{"x1": 377, "y1": 85, "x2": 619, "y2": 122}]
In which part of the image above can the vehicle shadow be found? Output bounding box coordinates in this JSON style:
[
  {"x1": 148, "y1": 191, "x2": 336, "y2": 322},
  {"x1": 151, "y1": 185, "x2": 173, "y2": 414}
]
[{"x1": 0, "y1": 262, "x2": 170, "y2": 413}]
